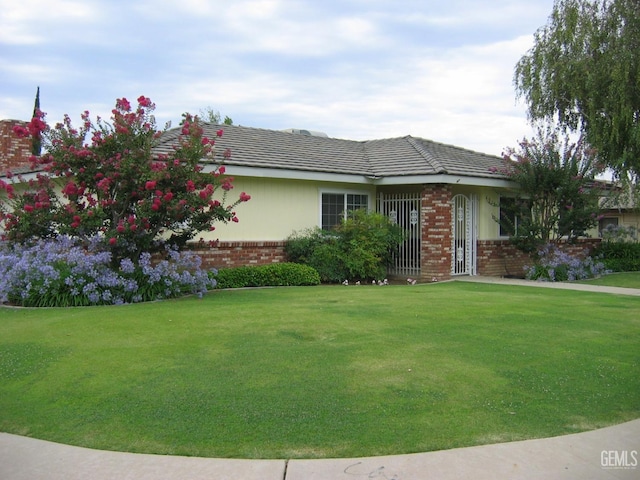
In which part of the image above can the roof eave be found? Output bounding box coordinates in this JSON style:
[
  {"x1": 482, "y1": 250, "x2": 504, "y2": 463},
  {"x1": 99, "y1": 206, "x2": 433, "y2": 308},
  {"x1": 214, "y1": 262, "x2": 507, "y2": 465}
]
[{"x1": 205, "y1": 164, "x2": 515, "y2": 188}]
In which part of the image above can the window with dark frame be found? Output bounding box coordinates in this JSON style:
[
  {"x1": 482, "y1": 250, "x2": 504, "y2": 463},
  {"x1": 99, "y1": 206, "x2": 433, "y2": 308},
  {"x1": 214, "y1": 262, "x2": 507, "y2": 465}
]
[
  {"x1": 499, "y1": 197, "x2": 525, "y2": 237},
  {"x1": 321, "y1": 193, "x2": 368, "y2": 230},
  {"x1": 598, "y1": 217, "x2": 619, "y2": 237}
]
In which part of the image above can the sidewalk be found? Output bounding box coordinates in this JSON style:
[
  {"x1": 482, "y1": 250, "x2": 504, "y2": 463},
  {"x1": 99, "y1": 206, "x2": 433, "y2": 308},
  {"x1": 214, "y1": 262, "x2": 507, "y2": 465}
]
[
  {"x1": 455, "y1": 275, "x2": 640, "y2": 296},
  {"x1": 1, "y1": 420, "x2": 639, "y2": 480},
  {"x1": 1, "y1": 277, "x2": 638, "y2": 480}
]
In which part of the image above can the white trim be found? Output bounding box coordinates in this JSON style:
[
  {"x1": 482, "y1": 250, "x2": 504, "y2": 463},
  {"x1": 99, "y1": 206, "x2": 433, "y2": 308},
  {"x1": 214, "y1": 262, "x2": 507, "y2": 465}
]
[
  {"x1": 199, "y1": 164, "x2": 516, "y2": 189},
  {"x1": 201, "y1": 164, "x2": 376, "y2": 185},
  {"x1": 6, "y1": 165, "x2": 517, "y2": 191}
]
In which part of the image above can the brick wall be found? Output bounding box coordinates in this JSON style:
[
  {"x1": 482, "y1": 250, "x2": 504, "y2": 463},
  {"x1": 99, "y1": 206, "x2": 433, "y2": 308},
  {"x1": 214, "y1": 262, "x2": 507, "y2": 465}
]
[
  {"x1": 476, "y1": 240, "x2": 529, "y2": 277},
  {"x1": 0, "y1": 120, "x2": 33, "y2": 174},
  {"x1": 420, "y1": 184, "x2": 453, "y2": 281},
  {"x1": 477, "y1": 238, "x2": 602, "y2": 278},
  {"x1": 187, "y1": 241, "x2": 287, "y2": 269}
]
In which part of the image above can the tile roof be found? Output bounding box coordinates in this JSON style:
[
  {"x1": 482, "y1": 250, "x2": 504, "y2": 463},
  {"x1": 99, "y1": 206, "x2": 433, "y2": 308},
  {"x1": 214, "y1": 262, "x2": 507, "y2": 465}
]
[{"x1": 153, "y1": 124, "x2": 508, "y2": 180}]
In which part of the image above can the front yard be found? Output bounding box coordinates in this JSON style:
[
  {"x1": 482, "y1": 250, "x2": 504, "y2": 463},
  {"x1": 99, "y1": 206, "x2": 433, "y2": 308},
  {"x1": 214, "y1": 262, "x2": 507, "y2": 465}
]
[{"x1": 1, "y1": 281, "x2": 638, "y2": 459}]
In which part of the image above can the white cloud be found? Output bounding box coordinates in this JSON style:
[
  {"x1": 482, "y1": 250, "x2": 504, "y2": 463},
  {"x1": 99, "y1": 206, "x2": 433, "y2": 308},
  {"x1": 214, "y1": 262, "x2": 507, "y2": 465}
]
[
  {"x1": 0, "y1": 0, "x2": 555, "y2": 157},
  {"x1": 0, "y1": 0, "x2": 99, "y2": 44}
]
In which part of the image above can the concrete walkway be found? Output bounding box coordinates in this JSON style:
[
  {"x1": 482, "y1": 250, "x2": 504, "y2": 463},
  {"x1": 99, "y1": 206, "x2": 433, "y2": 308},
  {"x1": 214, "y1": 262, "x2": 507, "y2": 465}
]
[
  {"x1": 1, "y1": 420, "x2": 639, "y2": 480},
  {"x1": 455, "y1": 275, "x2": 640, "y2": 296},
  {"x1": 1, "y1": 277, "x2": 638, "y2": 480}
]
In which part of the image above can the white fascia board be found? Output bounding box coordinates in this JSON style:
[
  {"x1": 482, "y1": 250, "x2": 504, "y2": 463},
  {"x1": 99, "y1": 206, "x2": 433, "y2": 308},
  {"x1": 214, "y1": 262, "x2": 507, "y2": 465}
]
[
  {"x1": 370, "y1": 174, "x2": 517, "y2": 189},
  {"x1": 205, "y1": 164, "x2": 517, "y2": 189},
  {"x1": 1, "y1": 170, "x2": 47, "y2": 182},
  {"x1": 201, "y1": 164, "x2": 375, "y2": 185}
]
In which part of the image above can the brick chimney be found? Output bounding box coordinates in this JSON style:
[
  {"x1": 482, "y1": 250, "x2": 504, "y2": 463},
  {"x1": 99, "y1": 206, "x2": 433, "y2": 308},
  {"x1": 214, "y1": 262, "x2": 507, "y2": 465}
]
[{"x1": 0, "y1": 119, "x2": 35, "y2": 175}]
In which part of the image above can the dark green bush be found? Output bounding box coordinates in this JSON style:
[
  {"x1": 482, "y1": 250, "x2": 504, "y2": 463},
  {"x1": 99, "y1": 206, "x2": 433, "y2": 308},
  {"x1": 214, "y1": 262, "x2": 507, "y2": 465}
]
[
  {"x1": 214, "y1": 263, "x2": 320, "y2": 289},
  {"x1": 592, "y1": 241, "x2": 640, "y2": 272},
  {"x1": 285, "y1": 210, "x2": 404, "y2": 283}
]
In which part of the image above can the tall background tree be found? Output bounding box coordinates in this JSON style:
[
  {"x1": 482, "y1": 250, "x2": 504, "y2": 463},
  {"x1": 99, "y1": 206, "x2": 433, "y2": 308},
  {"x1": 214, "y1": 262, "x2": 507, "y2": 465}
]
[
  {"x1": 31, "y1": 87, "x2": 42, "y2": 156},
  {"x1": 514, "y1": 0, "x2": 640, "y2": 181},
  {"x1": 199, "y1": 106, "x2": 233, "y2": 125}
]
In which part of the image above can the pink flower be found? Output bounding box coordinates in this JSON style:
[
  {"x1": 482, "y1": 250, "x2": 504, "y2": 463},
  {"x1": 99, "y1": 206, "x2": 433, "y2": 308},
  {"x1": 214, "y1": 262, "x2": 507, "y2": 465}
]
[
  {"x1": 62, "y1": 181, "x2": 79, "y2": 196},
  {"x1": 216, "y1": 129, "x2": 224, "y2": 137},
  {"x1": 145, "y1": 180, "x2": 157, "y2": 190},
  {"x1": 12, "y1": 125, "x2": 30, "y2": 138},
  {"x1": 24, "y1": 204, "x2": 34, "y2": 213},
  {"x1": 109, "y1": 237, "x2": 117, "y2": 245},
  {"x1": 239, "y1": 192, "x2": 251, "y2": 202},
  {"x1": 116, "y1": 98, "x2": 131, "y2": 112},
  {"x1": 137, "y1": 96, "x2": 153, "y2": 108}
]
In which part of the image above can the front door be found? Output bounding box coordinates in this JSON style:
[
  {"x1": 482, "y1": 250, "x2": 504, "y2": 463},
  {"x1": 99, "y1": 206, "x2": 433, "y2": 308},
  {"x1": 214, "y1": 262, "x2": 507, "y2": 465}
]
[{"x1": 451, "y1": 194, "x2": 477, "y2": 276}]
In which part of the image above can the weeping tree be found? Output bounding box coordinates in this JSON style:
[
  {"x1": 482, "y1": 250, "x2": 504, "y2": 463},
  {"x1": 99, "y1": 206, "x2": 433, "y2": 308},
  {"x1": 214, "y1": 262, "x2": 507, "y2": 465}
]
[{"x1": 514, "y1": 0, "x2": 640, "y2": 181}]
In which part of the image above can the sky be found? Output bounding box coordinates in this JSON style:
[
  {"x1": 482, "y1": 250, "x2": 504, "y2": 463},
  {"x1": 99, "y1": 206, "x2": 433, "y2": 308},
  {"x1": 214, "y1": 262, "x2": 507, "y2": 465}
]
[{"x1": 1, "y1": 0, "x2": 556, "y2": 157}]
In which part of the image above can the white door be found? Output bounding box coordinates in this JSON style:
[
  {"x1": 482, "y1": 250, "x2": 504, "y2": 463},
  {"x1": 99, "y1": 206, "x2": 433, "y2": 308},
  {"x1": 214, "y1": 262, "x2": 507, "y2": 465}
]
[{"x1": 451, "y1": 194, "x2": 477, "y2": 275}]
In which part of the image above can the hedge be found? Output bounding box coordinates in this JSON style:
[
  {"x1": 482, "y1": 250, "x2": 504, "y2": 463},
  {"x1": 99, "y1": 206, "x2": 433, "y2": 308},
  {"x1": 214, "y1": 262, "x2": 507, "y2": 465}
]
[
  {"x1": 592, "y1": 241, "x2": 640, "y2": 272},
  {"x1": 214, "y1": 263, "x2": 321, "y2": 289}
]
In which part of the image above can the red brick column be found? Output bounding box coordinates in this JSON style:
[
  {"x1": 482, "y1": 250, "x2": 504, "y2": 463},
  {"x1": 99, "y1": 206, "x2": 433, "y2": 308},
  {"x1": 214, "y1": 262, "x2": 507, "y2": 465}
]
[
  {"x1": 0, "y1": 120, "x2": 33, "y2": 174},
  {"x1": 420, "y1": 184, "x2": 453, "y2": 281}
]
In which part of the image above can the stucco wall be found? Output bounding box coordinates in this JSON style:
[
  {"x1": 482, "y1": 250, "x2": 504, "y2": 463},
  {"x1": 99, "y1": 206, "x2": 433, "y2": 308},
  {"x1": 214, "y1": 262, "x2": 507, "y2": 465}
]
[{"x1": 203, "y1": 176, "x2": 376, "y2": 242}]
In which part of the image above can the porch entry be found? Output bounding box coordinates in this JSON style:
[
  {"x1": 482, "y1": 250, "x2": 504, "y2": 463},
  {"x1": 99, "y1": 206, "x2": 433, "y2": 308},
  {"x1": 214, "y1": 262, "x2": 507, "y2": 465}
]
[
  {"x1": 451, "y1": 194, "x2": 478, "y2": 276},
  {"x1": 377, "y1": 192, "x2": 421, "y2": 277}
]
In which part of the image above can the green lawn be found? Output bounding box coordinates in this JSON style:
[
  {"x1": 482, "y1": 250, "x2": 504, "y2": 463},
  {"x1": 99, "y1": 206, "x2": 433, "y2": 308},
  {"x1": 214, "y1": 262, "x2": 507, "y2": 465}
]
[
  {"x1": 576, "y1": 271, "x2": 640, "y2": 289},
  {"x1": 1, "y1": 282, "x2": 638, "y2": 459}
]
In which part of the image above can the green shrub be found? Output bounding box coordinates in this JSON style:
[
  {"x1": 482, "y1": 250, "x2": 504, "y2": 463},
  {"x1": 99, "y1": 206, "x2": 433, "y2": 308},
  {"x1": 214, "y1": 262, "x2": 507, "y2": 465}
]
[
  {"x1": 214, "y1": 263, "x2": 320, "y2": 289},
  {"x1": 285, "y1": 210, "x2": 404, "y2": 283},
  {"x1": 592, "y1": 241, "x2": 640, "y2": 272}
]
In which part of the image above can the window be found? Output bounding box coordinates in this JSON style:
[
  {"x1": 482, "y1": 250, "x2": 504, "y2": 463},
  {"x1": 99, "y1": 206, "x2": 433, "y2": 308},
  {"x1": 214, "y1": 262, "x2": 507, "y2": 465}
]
[
  {"x1": 598, "y1": 217, "x2": 618, "y2": 237},
  {"x1": 321, "y1": 192, "x2": 369, "y2": 230},
  {"x1": 499, "y1": 197, "x2": 527, "y2": 237}
]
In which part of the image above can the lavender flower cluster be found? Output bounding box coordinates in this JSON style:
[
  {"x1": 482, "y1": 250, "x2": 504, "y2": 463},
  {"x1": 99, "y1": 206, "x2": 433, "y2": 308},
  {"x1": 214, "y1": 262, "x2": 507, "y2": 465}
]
[
  {"x1": 601, "y1": 224, "x2": 638, "y2": 243},
  {"x1": 0, "y1": 236, "x2": 217, "y2": 307},
  {"x1": 524, "y1": 243, "x2": 610, "y2": 282}
]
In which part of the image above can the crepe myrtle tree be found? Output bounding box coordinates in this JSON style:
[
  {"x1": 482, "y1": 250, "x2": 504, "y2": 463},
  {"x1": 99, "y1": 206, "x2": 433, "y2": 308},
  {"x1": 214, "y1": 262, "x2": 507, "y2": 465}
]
[
  {"x1": 0, "y1": 96, "x2": 250, "y2": 265},
  {"x1": 493, "y1": 129, "x2": 603, "y2": 254}
]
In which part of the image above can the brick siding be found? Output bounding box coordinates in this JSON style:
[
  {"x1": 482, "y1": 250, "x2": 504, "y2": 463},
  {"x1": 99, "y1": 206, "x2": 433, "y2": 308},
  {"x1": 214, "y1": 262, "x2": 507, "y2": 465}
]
[
  {"x1": 187, "y1": 241, "x2": 287, "y2": 269},
  {"x1": 477, "y1": 238, "x2": 602, "y2": 278},
  {"x1": 0, "y1": 120, "x2": 33, "y2": 174},
  {"x1": 420, "y1": 184, "x2": 453, "y2": 281}
]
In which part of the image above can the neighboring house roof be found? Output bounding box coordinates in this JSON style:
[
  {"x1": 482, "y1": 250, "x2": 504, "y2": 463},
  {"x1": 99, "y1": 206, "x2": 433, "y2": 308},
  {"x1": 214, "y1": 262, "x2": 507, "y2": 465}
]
[{"x1": 153, "y1": 124, "x2": 511, "y2": 187}]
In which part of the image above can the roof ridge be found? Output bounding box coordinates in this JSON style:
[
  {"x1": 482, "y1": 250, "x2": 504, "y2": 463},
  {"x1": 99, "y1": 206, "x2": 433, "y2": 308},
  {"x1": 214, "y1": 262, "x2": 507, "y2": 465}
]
[{"x1": 406, "y1": 136, "x2": 447, "y2": 174}]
